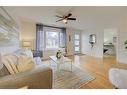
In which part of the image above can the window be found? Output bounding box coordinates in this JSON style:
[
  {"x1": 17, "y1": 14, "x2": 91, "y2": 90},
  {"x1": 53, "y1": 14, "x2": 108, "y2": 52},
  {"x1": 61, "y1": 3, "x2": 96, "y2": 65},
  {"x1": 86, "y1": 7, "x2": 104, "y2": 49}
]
[
  {"x1": 75, "y1": 40, "x2": 80, "y2": 45},
  {"x1": 75, "y1": 34, "x2": 79, "y2": 40},
  {"x1": 43, "y1": 26, "x2": 66, "y2": 49},
  {"x1": 36, "y1": 25, "x2": 66, "y2": 50},
  {"x1": 75, "y1": 46, "x2": 80, "y2": 52},
  {"x1": 46, "y1": 31, "x2": 59, "y2": 48}
]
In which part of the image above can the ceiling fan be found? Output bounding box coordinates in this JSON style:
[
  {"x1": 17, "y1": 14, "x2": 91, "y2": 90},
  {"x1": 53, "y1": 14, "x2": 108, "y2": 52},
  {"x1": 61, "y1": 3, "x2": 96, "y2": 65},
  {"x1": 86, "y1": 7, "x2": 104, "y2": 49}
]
[{"x1": 56, "y1": 13, "x2": 76, "y2": 24}]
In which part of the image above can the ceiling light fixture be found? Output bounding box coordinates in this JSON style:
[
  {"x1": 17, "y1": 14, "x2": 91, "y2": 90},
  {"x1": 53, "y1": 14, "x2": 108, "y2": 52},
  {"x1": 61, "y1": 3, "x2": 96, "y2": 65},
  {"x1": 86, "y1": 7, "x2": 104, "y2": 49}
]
[
  {"x1": 56, "y1": 13, "x2": 76, "y2": 24},
  {"x1": 63, "y1": 19, "x2": 67, "y2": 24}
]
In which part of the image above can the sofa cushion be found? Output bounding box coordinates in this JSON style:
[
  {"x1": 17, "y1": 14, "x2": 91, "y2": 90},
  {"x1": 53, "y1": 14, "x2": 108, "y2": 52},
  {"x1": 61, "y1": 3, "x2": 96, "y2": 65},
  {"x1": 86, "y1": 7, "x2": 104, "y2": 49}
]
[
  {"x1": 0, "y1": 65, "x2": 10, "y2": 77},
  {"x1": 33, "y1": 57, "x2": 42, "y2": 65},
  {"x1": 0, "y1": 53, "x2": 3, "y2": 70},
  {"x1": 24, "y1": 50, "x2": 33, "y2": 58},
  {"x1": 17, "y1": 55, "x2": 35, "y2": 73},
  {"x1": 0, "y1": 53, "x2": 10, "y2": 77},
  {"x1": 14, "y1": 49, "x2": 33, "y2": 58},
  {"x1": 14, "y1": 49, "x2": 26, "y2": 56},
  {"x1": 2, "y1": 54, "x2": 19, "y2": 74}
]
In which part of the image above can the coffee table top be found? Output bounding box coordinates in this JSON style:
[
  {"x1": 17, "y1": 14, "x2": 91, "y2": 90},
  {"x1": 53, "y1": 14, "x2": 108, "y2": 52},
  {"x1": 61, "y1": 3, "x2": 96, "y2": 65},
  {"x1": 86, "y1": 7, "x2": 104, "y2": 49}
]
[{"x1": 49, "y1": 56, "x2": 72, "y2": 63}]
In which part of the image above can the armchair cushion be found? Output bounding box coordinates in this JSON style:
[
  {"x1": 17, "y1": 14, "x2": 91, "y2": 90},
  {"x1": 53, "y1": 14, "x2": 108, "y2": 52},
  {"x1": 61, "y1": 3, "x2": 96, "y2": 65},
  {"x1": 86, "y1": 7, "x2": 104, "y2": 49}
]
[{"x1": 109, "y1": 68, "x2": 127, "y2": 88}]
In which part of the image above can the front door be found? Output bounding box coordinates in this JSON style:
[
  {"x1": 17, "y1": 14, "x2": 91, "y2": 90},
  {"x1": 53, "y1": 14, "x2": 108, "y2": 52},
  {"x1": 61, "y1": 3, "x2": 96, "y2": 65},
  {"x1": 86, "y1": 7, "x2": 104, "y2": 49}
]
[{"x1": 74, "y1": 33, "x2": 80, "y2": 54}]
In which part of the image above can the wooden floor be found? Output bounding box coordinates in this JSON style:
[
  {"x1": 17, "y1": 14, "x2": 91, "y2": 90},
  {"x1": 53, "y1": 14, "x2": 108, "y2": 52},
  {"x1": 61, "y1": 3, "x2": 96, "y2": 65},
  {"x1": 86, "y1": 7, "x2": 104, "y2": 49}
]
[{"x1": 44, "y1": 55, "x2": 127, "y2": 89}]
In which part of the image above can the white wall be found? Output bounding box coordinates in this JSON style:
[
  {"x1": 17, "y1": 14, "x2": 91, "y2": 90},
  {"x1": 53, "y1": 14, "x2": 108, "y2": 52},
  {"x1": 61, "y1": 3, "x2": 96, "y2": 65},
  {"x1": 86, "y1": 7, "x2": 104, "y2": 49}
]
[
  {"x1": 20, "y1": 21, "x2": 36, "y2": 50},
  {"x1": 104, "y1": 29, "x2": 117, "y2": 44},
  {"x1": 117, "y1": 18, "x2": 127, "y2": 64},
  {"x1": 66, "y1": 28, "x2": 82, "y2": 55},
  {"x1": 81, "y1": 28, "x2": 104, "y2": 58}
]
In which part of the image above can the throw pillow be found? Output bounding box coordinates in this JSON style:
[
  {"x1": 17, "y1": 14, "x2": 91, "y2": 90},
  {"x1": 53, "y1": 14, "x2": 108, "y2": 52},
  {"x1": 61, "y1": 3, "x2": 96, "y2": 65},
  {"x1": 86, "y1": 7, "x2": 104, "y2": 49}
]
[
  {"x1": 24, "y1": 50, "x2": 33, "y2": 58},
  {"x1": 0, "y1": 65, "x2": 10, "y2": 77},
  {"x1": 6, "y1": 54, "x2": 19, "y2": 73},
  {"x1": 14, "y1": 49, "x2": 33, "y2": 58},
  {"x1": 33, "y1": 57, "x2": 42, "y2": 65},
  {"x1": 2, "y1": 54, "x2": 19, "y2": 74},
  {"x1": 14, "y1": 49, "x2": 26, "y2": 55},
  {"x1": 17, "y1": 55, "x2": 35, "y2": 73},
  {"x1": 0, "y1": 53, "x2": 3, "y2": 70},
  {"x1": 2, "y1": 56, "x2": 15, "y2": 74},
  {"x1": 0, "y1": 53, "x2": 10, "y2": 77}
]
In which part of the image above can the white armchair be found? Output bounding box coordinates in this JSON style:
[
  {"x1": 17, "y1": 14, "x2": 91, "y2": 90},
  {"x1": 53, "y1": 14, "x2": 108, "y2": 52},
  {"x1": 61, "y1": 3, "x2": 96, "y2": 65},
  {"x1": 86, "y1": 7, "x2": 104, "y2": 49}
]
[{"x1": 109, "y1": 68, "x2": 127, "y2": 89}]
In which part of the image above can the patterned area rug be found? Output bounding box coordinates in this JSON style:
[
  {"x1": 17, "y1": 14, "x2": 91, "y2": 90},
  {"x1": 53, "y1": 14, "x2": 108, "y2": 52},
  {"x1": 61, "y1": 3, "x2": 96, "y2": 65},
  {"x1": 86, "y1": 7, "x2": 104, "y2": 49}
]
[{"x1": 46, "y1": 63, "x2": 95, "y2": 89}]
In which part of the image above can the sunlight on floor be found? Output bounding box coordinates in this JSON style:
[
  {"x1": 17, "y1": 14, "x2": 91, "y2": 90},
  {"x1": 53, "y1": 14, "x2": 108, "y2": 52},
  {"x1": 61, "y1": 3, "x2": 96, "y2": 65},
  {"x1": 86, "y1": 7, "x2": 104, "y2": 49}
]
[{"x1": 73, "y1": 55, "x2": 81, "y2": 67}]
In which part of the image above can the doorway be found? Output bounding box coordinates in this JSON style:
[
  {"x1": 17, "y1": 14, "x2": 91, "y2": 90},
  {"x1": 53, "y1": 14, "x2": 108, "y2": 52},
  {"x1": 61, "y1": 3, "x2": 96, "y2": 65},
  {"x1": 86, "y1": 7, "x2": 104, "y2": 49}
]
[{"x1": 103, "y1": 29, "x2": 118, "y2": 58}]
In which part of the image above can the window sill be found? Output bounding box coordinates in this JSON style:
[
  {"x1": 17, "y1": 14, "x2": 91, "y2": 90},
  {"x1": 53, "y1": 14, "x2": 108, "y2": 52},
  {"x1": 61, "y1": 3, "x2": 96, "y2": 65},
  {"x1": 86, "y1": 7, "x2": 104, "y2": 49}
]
[
  {"x1": 43, "y1": 48, "x2": 65, "y2": 51},
  {"x1": 43, "y1": 48, "x2": 59, "y2": 51}
]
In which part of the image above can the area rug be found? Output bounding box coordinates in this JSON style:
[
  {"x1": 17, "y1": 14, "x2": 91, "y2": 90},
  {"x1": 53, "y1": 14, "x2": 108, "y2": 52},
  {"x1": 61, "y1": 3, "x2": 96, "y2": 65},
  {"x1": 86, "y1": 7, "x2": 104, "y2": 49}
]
[{"x1": 46, "y1": 63, "x2": 95, "y2": 89}]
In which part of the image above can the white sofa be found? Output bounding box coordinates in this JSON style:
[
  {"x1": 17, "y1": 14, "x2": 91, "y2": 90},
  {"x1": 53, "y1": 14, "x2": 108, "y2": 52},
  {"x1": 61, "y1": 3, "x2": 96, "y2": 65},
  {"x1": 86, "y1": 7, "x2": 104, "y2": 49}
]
[
  {"x1": 0, "y1": 49, "x2": 52, "y2": 89},
  {"x1": 109, "y1": 68, "x2": 127, "y2": 89}
]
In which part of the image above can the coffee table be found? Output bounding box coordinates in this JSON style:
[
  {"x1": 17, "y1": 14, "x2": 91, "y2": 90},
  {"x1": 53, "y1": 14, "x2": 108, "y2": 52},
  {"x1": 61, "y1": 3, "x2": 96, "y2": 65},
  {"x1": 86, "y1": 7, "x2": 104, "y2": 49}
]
[{"x1": 49, "y1": 56, "x2": 72, "y2": 72}]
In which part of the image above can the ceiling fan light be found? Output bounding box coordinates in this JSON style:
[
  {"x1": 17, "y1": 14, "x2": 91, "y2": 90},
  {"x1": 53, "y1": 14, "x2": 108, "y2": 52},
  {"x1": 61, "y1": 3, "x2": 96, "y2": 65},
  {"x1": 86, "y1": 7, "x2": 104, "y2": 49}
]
[{"x1": 63, "y1": 19, "x2": 67, "y2": 24}]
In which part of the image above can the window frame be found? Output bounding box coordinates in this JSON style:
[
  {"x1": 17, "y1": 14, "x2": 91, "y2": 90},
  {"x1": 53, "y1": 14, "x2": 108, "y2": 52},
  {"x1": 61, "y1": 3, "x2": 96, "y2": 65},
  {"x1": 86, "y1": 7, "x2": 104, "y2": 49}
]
[{"x1": 44, "y1": 31, "x2": 60, "y2": 49}]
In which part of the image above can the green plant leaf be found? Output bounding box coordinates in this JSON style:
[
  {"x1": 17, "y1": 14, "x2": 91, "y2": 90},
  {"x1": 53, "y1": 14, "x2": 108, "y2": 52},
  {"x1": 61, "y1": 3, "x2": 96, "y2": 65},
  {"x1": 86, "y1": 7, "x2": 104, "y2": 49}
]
[{"x1": 125, "y1": 40, "x2": 127, "y2": 44}]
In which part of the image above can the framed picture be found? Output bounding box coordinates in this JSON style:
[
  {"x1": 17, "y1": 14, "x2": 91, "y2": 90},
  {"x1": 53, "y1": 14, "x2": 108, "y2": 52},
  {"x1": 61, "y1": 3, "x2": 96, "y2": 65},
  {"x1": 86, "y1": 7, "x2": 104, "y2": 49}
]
[
  {"x1": 0, "y1": 7, "x2": 19, "y2": 46},
  {"x1": 89, "y1": 34, "x2": 96, "y2": 44}
]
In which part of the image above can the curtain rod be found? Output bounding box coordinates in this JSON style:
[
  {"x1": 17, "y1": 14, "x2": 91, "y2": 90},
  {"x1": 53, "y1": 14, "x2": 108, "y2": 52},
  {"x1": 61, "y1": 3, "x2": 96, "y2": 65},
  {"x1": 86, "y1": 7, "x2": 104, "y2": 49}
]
[{"x1": 36, "y1": 23, "x2": 66, "y2": 29}]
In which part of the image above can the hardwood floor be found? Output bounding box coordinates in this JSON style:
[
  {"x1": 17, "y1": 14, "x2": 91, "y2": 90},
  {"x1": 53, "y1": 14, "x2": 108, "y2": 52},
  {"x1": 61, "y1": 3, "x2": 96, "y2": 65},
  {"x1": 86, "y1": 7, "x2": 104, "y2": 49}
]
[{"x1": 43, "y1": 55, "x2": 127, "y2": 89}]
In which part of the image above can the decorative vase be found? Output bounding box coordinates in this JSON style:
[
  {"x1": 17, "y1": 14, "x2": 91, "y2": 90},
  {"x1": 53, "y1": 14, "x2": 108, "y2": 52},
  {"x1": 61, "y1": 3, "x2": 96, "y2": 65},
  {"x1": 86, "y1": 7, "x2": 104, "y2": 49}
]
[{"x1": 56, "y1": 50, "x2": 62, "y2": 59}]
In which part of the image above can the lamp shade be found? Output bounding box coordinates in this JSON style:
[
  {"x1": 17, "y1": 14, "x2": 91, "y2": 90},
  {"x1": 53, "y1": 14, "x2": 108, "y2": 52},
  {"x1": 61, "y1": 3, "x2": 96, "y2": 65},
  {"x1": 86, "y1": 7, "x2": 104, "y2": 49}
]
[{"x1": 22, "y1": 41, "x2": 31, "y2": 47}]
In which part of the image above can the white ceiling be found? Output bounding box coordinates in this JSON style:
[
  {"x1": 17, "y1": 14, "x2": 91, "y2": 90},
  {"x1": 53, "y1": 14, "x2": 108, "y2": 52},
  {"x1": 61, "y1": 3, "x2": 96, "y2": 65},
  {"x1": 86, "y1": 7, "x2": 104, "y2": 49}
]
[{"x1": 4, "y1": 6, "x2": 127, "y2": 30}]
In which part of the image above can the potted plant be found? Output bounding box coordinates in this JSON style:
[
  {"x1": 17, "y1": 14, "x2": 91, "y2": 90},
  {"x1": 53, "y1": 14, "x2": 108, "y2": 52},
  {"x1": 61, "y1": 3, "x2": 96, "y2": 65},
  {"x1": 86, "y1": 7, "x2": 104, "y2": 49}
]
[{"x1": 56, "y1": 50, "x2": 62, "y2": 59}]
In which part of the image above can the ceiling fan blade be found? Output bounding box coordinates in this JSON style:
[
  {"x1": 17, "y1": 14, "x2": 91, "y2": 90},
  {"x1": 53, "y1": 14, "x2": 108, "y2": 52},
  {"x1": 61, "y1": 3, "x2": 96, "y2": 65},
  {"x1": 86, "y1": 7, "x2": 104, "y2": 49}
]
[
  {"x1": 68, "y1": 18, "x2": 76, "y2": 20},
  {"x1": 56, "y1": 15, "x2": 63, "y2": 18},
  {"x1": 56, "y1": 18, "x2": 64, "y2": 22},
  {"x1": 67, "y1": 13, "x2": 72, "y2": 18},
  {"x1": 66, "y1": 7, "x2": 75, "y2": 15}
]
